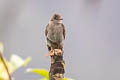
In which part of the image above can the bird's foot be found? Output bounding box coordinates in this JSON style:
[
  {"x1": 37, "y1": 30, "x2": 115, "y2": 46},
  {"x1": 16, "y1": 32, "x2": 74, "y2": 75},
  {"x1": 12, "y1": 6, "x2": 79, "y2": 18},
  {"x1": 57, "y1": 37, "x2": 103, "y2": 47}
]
[
  {"x1": 45, "y1": 50, "x2": 54, "y2": 56},
  {"x1": 54, "y1": 49, "x2": 63, "y2": 56},
  {"x1": 46, "y1": 49, "x2": 63, "y2": 56}
]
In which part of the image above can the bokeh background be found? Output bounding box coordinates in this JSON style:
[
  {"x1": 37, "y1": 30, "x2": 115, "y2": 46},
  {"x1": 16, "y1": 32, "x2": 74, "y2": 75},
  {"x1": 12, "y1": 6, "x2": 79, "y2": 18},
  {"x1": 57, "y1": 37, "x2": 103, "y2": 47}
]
[{"x1": 0, "y1": 0, "x2": 120, "y2": 80}]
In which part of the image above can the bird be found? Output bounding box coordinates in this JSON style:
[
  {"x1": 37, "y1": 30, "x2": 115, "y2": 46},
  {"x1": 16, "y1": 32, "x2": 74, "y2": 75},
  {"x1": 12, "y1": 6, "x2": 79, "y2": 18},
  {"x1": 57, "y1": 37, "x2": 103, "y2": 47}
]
[{"x1": 45, "y1": 13, "x2": 66, "y2": 56}]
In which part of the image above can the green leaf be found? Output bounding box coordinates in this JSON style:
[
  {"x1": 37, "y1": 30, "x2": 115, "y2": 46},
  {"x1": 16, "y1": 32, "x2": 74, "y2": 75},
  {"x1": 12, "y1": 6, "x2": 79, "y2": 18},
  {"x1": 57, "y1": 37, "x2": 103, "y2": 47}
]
[
  {"x1": 0, "y1": 78, "x2": 4, "y2": 80},
  {"x1": 26, "y1": 68, "x2": 49, "y2": 80},
  {"x1": 63, "y1": 77, "x2": 74, "y2": 80},
  {"x1": 23, "y1": 57, "x2": 32, "y2": 67},
  {"x1": 63, "y1": 78, "x2": 68, "y2": 80},
  {"x1": 10, "y1": 54, "x2": 24, "y2": 70},
  {"x1": 39, "y1": 78, "x2": 47, "y2": 80},
  {"x1": 10, "y1": 54, "x2": 31, "y2": 71}
]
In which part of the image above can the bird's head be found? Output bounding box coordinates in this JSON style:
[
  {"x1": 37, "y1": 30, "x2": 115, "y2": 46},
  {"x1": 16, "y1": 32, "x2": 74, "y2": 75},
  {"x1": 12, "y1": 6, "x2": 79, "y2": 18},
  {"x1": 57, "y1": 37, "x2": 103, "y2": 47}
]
[{"x1": 50, "y1": 13, "x2": 63, "y2": 23}]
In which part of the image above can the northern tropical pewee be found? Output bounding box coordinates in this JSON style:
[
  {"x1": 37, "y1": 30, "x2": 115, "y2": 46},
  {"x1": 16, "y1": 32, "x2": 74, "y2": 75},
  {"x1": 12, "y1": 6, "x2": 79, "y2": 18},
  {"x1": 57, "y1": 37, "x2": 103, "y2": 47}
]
[{"x1": 45, "y1": 13, "x2": 66, "y2": 56}]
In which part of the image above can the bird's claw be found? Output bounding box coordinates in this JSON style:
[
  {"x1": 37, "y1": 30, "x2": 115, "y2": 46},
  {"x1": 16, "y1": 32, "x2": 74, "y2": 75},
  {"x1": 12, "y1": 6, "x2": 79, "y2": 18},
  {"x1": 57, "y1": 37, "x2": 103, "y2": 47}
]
[
  {"x1": 54, "y1": 49, "x2": 63, "y2": 55},
  {"x1": 46, "y1": 49, "x2": 63, "y2": 56}
]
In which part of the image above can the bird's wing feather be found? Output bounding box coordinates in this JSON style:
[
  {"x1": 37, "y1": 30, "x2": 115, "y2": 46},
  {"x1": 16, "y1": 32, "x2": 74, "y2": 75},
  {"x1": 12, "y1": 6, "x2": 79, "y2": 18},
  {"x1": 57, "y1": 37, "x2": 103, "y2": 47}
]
[
  {"x1": 45, "y1": 24, "x2": 49, "y2": 36},
  {"x1": 61, "y1": 24, "x2": 66, "y2": 39}
]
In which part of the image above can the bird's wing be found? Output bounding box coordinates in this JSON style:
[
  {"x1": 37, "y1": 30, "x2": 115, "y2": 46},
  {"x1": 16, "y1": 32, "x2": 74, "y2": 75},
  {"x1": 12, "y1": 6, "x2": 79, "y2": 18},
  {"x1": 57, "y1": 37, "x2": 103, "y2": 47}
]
[
  {"x1": 45, "y1": 24, "x2": 49, "y2": 36},
  {"x1": 61, "y1": 24, "x2": 66, "y2": 39}
]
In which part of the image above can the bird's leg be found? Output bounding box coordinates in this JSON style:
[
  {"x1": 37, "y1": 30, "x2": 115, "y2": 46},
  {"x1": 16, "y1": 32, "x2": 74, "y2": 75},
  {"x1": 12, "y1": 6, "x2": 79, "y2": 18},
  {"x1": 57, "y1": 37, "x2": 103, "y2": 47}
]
[
  {"x1": 46, "y1": 48, "x2": 55, "y2": 56},
  {"x1": 47, "y1": 45, "x2": 51, "y2": 51},
  {"x1": 46, "y1": 45, "x2": 53, "y2": 56},
  {"x1": 55, "y1": 45, "x2": 63, "y2": 55}
]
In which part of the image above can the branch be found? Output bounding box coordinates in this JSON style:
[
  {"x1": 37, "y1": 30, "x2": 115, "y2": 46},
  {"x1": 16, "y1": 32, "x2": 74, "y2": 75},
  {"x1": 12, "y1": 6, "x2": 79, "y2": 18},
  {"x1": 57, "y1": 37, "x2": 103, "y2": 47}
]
[
  {"x1": 49, "y1": 49, "x2": 65, "y2": 80},
  {"x1": 0, "y1": 52, "x2": 12, "y2": 80}
]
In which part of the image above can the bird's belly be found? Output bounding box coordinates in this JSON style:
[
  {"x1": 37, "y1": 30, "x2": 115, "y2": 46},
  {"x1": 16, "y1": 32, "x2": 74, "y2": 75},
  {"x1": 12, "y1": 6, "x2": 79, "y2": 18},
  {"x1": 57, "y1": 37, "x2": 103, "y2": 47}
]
[
  {"x1": 47, "y1": 36, "x2": 64, "y2": 49},
  {"x1": 48, "y1": 32, "x2": 63, "y2": 43},
  {"x1": 47, "y1": 28, "x2": 63, "y2": 43},
  {"x1": 47, "y1": 25, "x2": 64, "y2": 43}
]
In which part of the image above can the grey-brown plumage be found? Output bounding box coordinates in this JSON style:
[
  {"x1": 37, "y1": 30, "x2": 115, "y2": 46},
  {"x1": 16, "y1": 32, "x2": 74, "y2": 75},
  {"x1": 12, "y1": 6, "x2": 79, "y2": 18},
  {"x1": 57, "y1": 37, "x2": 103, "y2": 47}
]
[{"x1": 45, "y1": 14, "x2": 66, "y2": 52}]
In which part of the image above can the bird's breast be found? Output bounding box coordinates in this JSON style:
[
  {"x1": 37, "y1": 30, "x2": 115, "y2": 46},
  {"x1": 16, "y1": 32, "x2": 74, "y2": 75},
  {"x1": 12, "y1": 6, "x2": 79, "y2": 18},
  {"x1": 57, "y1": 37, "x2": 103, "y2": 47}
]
[{"x1": 47, "y1": 24, "x2": 64, "y2": 43}]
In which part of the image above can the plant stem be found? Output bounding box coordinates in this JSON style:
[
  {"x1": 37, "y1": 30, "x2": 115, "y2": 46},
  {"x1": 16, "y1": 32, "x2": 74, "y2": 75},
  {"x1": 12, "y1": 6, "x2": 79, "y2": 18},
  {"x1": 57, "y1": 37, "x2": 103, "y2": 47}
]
[{"x1": 0, "y1": 52, "x2": 12, "y2": 80}]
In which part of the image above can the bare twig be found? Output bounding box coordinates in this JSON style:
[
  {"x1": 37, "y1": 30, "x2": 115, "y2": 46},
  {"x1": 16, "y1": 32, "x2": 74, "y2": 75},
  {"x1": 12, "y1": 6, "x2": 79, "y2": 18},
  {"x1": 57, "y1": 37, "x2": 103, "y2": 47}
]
[{"x1": 0, "y1": 52, "x2": 12, "y2": 80}]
